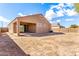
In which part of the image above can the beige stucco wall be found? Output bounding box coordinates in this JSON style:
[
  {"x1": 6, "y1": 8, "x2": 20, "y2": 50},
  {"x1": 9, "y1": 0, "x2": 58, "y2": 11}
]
[
  {"x1": 8, "y1": 22, "x2": 14, "y2": 33},
  {"x1": 28, "y1": 23, "x2": 36, "y2": 33},
  {"x1": 35, "y1": 14, "x2": 51, "y2": 33},
  {"x1": 8, "y1": 19, "x2": 17, "y2": 33},
  {"x1": 36, "y1": 23, "x2": 50, "y2": 33},
  {"x1": 13, "y1": 22, "x2": 17, "y2": 33}
]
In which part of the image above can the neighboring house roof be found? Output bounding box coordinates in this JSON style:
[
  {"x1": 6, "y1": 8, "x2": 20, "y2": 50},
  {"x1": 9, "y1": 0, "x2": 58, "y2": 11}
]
[
  {"x1": 8, "y1": 14, "x2": 50, "y2": 26},
  {"x1": 51, "y1": 23, "x2": 65, "y2": 28},
  {"x1": 51, "y1": 23, "x2": 60, "y2": 27}
]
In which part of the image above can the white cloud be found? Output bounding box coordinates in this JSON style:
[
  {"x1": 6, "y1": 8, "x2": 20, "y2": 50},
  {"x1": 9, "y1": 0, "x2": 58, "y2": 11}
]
[
  {"x1": 50, "y1": 5, "x2": 58, "y2": 10},
  {"x1": 0, "y1": 16, "x2": 10, "y2": 27},
  {"x1": 45, "y1": 3, "x2": 77, "y2": 23},
  {"x1": 45, "y1": 4, "x2": 65, "y2": 21},
  {"x1": 65, "y1": 3, "x2": 74, "y2": 7},
  {"x1": 45, "y1": 9, "x2": 56, "y2": 21},
  {"x1": 56, "y1": 20, "x2": 61, "y2": 22},
  {"x1": 28, "y1": 13, "x2": 33, "y2": 15},
  {"x1": 65, "y1": 9, "x2": 78, "y2": 16},
  {"x1": 65, "y1": 19, "x2": 74, "y2": 22},
  {"x1": 18, "y1": 13, "x2": 25, "y2": 16},
  {"x1": 58, "y1": 3, "x2": 65, "y2": 8},
  {"x1": 50, "y1": 3, "x2": 64, "y2": 10},
  {"x1": 0, "y1": 16, "x2": 9, "y2": 22},
  {"x1": 56, "y1": 10, "x2": 64, "y2": 17},
  {"x1": 49, "y1": 21, "x2": 53, "y2": 23}
]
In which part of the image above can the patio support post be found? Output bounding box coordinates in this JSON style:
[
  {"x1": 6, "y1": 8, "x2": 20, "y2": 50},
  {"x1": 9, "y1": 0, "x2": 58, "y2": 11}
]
[{"x1": 17, "y1": 19, "x2": 20, "y2": 36}]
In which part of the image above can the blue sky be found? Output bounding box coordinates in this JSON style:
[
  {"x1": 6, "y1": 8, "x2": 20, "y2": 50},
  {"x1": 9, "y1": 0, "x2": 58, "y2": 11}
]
[{"x1": 0, "y1": 3, "x2": 79, "y2": 27}]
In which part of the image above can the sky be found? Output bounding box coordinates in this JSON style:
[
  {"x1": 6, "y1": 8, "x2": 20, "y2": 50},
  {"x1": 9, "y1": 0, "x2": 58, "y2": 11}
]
[{"x1": 0, "y1": 3, "x2": 79, "y2": 27}]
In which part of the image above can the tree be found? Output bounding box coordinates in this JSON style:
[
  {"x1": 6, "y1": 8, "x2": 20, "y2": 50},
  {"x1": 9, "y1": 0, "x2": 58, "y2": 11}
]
[
  {"x1": 75, "y1": 3, "x2": 79, "y2": 13},
  {"x1": 60, "y1": 25, "x2": 65, "y2": 28},
  {"x1": 57, "y1": 22, "x2": 65, "y2": 28},
  {"x1": 57, "y1": 22, "x2": 61, "y2": 26},
  {"x1": 70, "y1": 24, "x2": 78, "y2": 28}
]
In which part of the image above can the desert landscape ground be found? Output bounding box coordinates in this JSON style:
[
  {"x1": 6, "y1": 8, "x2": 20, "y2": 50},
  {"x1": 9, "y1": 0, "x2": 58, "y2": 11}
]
[{"x1": 7, "y1": 32, "x2": 79, "y2": 56}]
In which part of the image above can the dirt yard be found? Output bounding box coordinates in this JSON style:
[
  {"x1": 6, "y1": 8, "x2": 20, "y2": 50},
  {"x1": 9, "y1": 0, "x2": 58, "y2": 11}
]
[
  {"x1": 7, "y1": 32, "x2": 79, "y2": 56},
  {"x1": 0, "y1": 33, "x2": 27, "y2": 56}
]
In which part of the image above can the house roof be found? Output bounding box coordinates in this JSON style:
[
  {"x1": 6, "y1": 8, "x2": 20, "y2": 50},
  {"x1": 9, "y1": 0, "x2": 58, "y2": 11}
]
[
  {"x1": 8, "y1": 14, "x2": 50, "y2": 26},
  {"x1": 17, "y1": 14, "x2": 42, "y2": 18}
]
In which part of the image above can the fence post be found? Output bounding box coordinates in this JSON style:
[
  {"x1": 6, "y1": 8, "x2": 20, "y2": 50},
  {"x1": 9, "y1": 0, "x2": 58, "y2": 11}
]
[{"x1": 0, "y1": 28, "x2": 1, "y2": 36}]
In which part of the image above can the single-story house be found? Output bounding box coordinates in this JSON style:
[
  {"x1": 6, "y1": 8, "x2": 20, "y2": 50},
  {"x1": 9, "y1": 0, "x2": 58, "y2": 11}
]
[{"x1": 8, "y1": 14, "x2": 51, "y2": 35}]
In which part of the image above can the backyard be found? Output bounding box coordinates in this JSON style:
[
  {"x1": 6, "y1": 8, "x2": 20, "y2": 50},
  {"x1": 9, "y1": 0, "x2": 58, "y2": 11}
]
[{"x1": 7, "y1": 32, "x2": 79, "y2": 56}]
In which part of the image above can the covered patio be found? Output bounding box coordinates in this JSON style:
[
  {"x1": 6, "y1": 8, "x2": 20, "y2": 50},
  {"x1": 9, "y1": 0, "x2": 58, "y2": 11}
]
[{"x1": 13, "y1": 21, "x2": 36, "y2": 35}]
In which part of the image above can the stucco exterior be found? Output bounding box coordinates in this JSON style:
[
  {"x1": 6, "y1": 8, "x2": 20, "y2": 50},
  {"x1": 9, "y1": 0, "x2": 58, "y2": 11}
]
[{"x1": 8, "y1": 14, "x2": 51, "y2": 35}]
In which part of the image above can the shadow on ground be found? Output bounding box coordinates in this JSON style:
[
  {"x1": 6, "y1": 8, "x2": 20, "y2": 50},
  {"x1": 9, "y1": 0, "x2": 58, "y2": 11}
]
[
  {"x1": 19, "y1": 32, "x2": 65, "y2": 37},
  {"x1": 0, "y1": 33, "x2": 30, "y2": 56}
]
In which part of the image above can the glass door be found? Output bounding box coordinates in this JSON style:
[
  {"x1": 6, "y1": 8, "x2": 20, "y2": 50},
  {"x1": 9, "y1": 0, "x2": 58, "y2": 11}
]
[{"x1": 20, "y1": 25, "x2": 24, "y2": 33}]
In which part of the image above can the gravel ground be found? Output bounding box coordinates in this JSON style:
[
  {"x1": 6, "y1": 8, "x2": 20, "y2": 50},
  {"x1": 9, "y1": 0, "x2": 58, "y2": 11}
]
[{"x1": 7, "y1": 32, "x2": 79, "y2": 56}]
